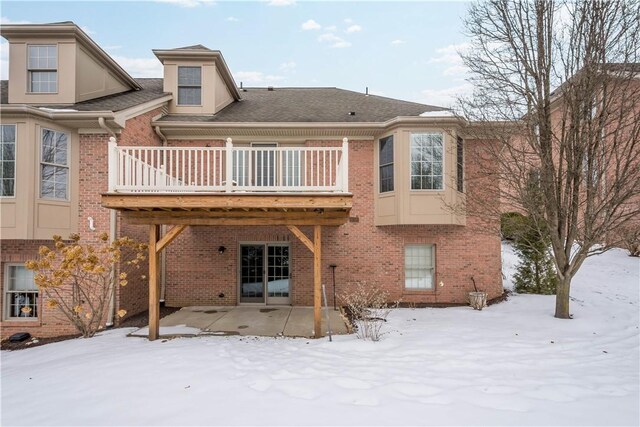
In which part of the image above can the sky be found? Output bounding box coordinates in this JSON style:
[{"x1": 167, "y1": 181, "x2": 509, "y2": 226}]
[{"x1": 0, "y1": 1, "x2": 472, "y2": 108}]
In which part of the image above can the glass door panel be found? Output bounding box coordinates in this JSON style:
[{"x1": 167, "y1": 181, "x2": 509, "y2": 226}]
[
  {"x1": 240, "y1": 245, "x2": 265, "y2": 303},
  {"x1": 267, "y1": 245, "x2": 290, "y2": 305}
]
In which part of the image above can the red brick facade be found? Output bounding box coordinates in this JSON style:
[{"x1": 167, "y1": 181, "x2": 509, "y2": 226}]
[{"x1": 1, "y1": 109, "x2": 503, "y2": 339}]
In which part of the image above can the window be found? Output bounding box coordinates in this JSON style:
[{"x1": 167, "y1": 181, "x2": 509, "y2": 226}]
[
  {"x1": 4, "y1": 264, "x2": 38, "y2": 319},
  {"x1": 379, "y1": 135, "x2": 394, "y2": 193},
  {"x1": 1, "y1": 125, "x2": 16, "y2": 197},
  {"x1": 40, "y1": 128, "x2": 69, "y2": 200},
  {"x1": 405, "y1": 245, "x2": 435, "y2": 290},
  {"x1": 28, "y1": 45, "x2": 57, "y2": 93},
  {"x1": 456, "y1": 137, "x2": 464, "y2": 193},
  {"x1": 177, "y1": 66, "x2": 202, "y2": 105},
  {"x1": 410, "y1": 133, "x2": 444, "y2": 190}
]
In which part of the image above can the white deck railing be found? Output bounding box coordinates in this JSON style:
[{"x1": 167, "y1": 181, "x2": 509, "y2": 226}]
[{"x1": 107, "y1": 137, "x2": 349, "y2": 193}]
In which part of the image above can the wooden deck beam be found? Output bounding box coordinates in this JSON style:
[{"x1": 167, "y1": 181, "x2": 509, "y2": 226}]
[
  {"x1": 102, "y1": 193, "x2": 352, "y2": 211},
  {"x1": 287, "y1": 225, "x2": 314, "y2": 253},
  {"x1": 148, "y1": 225, "x2": 161, "y2": 341},
  {"x1": 313, "y1": 225, "x2": 322, "y2": 338},
  {"x1": 156, "y1": 225, "x2": 187, "y2": 253}
]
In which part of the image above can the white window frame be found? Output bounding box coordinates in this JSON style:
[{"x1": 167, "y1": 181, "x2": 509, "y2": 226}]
[
  {"x1": 4, "y1": 263, "x2": 38, "y2": 320},
  {"x1": 404, "y1": 244, "x2": 435, "y2": 290},
  {"x1": 177, "y1": 66, "x2": 202, "y2": 106},
  {"x1": 0, "y1": 124, "x2": 17, "y2": 198},
  {"x1": 456, "y1": 136, "x2": 464, "y2": 193},
  {"x1": 27, "y1": 44, "x2": 58, "y2": 93},
  {"x1": 379, "y1": 135, "x2": 394, "y2": 193},
  {"x1": 409, "y1": 132, "x2": 445, "y2": 191},
  {"x1": 40, "y1": 128, "x2": 70, "y2": 201}
]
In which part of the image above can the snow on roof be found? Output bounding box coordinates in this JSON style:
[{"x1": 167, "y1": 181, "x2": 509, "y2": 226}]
[{"x1": 419, "y1": 110, "x2": 456, "y2": 117}]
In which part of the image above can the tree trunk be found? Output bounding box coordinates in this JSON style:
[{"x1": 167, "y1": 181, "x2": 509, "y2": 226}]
[{"x1": 554, "y1": 275, "x2": 572, "y2": 319}]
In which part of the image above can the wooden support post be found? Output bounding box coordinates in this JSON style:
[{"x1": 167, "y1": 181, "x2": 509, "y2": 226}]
[
  {"x1": 148, "y1": 224, "x2": 161, "y2": 341},
  {"x1": 313, "y1": 225, "x2": 322, "y2": 338}
]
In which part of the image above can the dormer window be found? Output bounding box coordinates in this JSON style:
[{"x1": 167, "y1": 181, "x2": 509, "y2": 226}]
[
  {"x1": 177, "y1": 66, "x2": 201, "y2": 106},
  {"x1": 28, "y1": 45, "x2": 57, "y2": 93}
]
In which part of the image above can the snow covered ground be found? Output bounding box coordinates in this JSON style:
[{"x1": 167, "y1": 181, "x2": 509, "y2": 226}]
[{"x1": 2, "y1": 244, "x2": 638, "y2": 426}]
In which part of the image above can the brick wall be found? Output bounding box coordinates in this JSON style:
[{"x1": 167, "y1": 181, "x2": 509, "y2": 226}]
[
  {"x1": 0, "y1": 107, "x2": 164, "y2": 339},
  {"x1": 162, "y1": 138, "x2": 503, "y2": 308}
]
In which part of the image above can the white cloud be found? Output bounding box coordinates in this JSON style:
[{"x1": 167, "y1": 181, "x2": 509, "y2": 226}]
[
  {"x1": 268, "y1": 0, "x2": 296, "y2": 6},
  {"x1": 80, "y1": 25, "x2": 95, "y2": 35},
  {"x1": 391, "y1": 39, "x2": 406, "y2": 45},
  {"x1": 0, "y1": 17, "x2": 33, "y2": 25},
  {"x1": 279, "y1": 61, "x2": 296, "y2": 72},
  {"x1": 419, "y1": 83, "x2": 473, "y2": 108},
  {"x1": 345, "y1": 24, "x2": 362, "y2": 33},
  {"x1": 318, "y1": 33, "x2": 351, "y2": 49},
  {"x1": 111, "y1": 55, "x2": 163, "y2": 78},
  {"x1": 428, "y1": 43, "x2": 470, "y2": 79},
  {"x1": 226, "y1": 16, "x2": 239, "y2": 22},
  {"x1": 301, "y1": 19, "x2": 321, "y2": 30},
  {"x1": 234, "y1": 71, "x2": 285, "y2": 85},
  {"x1": 154, "y1": 0, "x2": 215, "y2": 8}
]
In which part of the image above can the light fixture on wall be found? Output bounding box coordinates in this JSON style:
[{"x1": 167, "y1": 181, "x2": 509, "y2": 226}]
[{"x1": 218, "y1": 246, "x2": 226, "y2": 254}]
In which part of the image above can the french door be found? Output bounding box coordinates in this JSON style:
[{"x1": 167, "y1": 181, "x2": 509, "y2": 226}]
[{"x1": 239, "y1": 243, "x2": 291, "y2": 305}]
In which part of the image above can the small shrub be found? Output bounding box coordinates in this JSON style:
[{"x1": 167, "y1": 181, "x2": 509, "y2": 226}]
[
  {"x1": 615, "y1": 225, "x2": 640, "y2": 257},
  {"x1": 340, "y1": 282, "x2": 398, "y2": 341},
  {"x1": 26, "y1": 233, "x2": 147, "y2": 338},
  {"x1": 513, "y1": 217, "x2": 558, "y2": 295},
  {"x1": 501, "y1": 212, "x2": 528, "y2": 241}
]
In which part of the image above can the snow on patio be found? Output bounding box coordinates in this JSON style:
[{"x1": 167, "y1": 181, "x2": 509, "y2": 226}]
[{"x1": 2, "y1": 244, "x2": 638, "y2": 426}]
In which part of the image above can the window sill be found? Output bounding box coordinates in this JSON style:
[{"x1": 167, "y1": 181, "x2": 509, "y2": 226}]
[
  {"x1": 403, "y1": 289, "x2": 436, "y2": 295},
  {"x1": 2, "y1": 318, "x2": 40, "y2": 324}
]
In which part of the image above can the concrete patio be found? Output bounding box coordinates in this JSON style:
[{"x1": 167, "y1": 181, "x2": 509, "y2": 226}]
[{"x1": 130, "y1": 306, "x2": 350, "y2": 338}]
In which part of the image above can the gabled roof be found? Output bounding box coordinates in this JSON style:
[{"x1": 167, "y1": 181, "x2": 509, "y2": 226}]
[
  {"x1": 152, "y1": 44, "x2": 241, "y2": 101},
  {"x1": 0, "y1": 21, "x2": 141, "y2": 91},
  {"x1": 0, "y1": 78, "x2": 169, "y2": 112},
  {"x1": 157, "y1": 87, "x2": 447, "y2": 123}
]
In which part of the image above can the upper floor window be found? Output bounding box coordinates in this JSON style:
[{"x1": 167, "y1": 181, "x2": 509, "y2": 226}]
[
  {"x1": 410, "y1": 132, "x2": 443, "y2": 190},
  {"x1": 379, "y1": 135, "x2": 394, "y2": 193},
  {"x1": 177, "y1": 66, "x2": 202, "y2": 106},
  {"x1": 1, "y1": 124, "x2": 16, "y2": 197},
  {"x1": 4, "y1": 264, "x2": 38, "y2": 320},
  {"x1": 456, "y1": 137, "x2": 464, "y2": 193},
  {"x1": 40, "y1": 128, "x2": 69, "y2": 200},
  {"x1": 28, "y1": 45, "x2": 57, "y2": 93}
]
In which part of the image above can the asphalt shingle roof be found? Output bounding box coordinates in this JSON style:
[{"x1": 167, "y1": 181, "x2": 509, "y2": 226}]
[
  {"x1": 158, "y1": 87, "x2": 447, "y2": 123},
  {"x1": 0, "y1": 78, "x2": 169, "y2": 112},
  {"x1": 1, "y1": 82, "x2": 447, "y2": 121}
]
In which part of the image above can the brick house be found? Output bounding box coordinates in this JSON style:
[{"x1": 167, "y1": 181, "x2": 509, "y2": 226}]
[{"x1": 0, "y1": 22, "x2": 503, "y2": 340}]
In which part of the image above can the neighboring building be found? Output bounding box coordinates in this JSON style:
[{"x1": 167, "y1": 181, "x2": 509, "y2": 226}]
[{"x1": 0, "y1": 22, "x2": 503, "y2": 340}]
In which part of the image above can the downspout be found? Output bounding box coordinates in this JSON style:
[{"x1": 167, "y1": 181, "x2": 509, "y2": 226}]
[
  {"x1": 99, "y1": 118, "x2": 118, "y2": 327},
  {"x1": 154, "y1": 126, "x2": 168, "y2": 304}
]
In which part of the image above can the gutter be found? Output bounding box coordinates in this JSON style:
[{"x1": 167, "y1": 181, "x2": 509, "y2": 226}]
[
  {"x1": 151, "y1": 115, "x2": 468, "y2": 131},
  {"x1": 0, "y1": 105, "x2": 116, "y2": 121},
  {"x1": 98, "y1": 118, "x2": 118, "y2": 328}
]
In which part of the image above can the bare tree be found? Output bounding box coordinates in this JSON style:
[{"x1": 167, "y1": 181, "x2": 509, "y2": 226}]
[{"x1": 459, "y1": 0, "x2": 640, "y2": 318}]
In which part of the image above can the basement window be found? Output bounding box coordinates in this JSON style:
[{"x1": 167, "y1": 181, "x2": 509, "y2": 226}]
[
  {"x1": 28, "y1": 45, "x2": 58, "y2": 93},
  {"x1": 405, "y1": 245, "x2": 435, "y2": 290},
  {"x1": 4, "y1": 264, "x2": 38, "y2": 320},
  {"x1": 177, "y1": 66, "x2": 202, "y2": 106}
]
